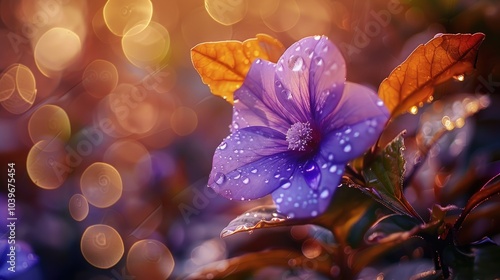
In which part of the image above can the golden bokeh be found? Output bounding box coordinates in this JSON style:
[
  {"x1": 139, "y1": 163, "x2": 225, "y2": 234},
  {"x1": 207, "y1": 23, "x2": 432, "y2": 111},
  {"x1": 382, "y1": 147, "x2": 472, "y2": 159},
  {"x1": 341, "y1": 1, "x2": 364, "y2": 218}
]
[
  {"x1": 108, "y1": 84, "x2": 160, "y2": 135},
  {"x1": 80, "y1": 162, "x2": 123, "y2": 208},
  {"x1": 204, "y1": 0, "x2": 248, "y2": 26},
  {"x1": 121, "y1": 21, "x2": 170, "y2": 68},
  {"x1": 28, "y1": 104, "x2": 71, "y2": 144},
  {"x1": 181, "y1": 6, "x2": 233, "y2": 47},
  {"x1": 170, "y1": 106, "x2": 198, "y2": 136},
  {"x1": 82, "y1": 59, "x2": 119, "y2": 98},
  {"x1": 26, "y1": 140, "x2": 67, "y2": 190},
  {"x1": 80, "y1": 224, "x2": 124, "y2": 269},
  {"x1": 103, "y1": 0, "x2": 153, "y2": 36},
  {"x1": 126, "y1": 239, "x2": 175, "y2": 280},
  {"x1": 69, "y1": 194, "x2": 89, "y2": 222},
  {"x1": 260, "y1": 0, "x2": 300, "y2": 32},
  {"x1": 0, "y1": 69, "x2": 15, "y2": 102},
  {"x1": 34, "y1": 27, "x2": 82, "y2": 77},
  {"x1": 103, "y1": 140, "x2": 152, "y2": 192},
  {"x1": 1, "y1": 63, "x2": 37, "y2": 114}
]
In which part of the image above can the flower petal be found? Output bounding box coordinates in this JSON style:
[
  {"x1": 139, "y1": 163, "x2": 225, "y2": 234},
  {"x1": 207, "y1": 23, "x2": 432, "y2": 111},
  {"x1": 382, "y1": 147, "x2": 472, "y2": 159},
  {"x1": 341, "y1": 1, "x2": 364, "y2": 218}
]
[
  {"x1": 233, "y1": 59, "x2": 295, "y2": 133},
  {"x1": 274, "y1": 35, "x2": 346, "y2": 124},
  {"x1": 271, "y1": 155, "x2": 344, "y2": 218},
  {"x1": 321, "y1": 82, "x2": 389, "y2": 163},
  {"x1": 208, "y1": 126, "x2": 297, "y2": 200}
]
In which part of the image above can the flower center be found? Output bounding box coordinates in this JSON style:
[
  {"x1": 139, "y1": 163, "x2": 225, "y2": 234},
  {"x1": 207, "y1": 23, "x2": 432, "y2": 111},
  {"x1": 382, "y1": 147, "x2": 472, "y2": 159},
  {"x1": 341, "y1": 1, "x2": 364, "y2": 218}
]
[{"x1": 286, "y1": 122, "x2": 313, "y2": 151}]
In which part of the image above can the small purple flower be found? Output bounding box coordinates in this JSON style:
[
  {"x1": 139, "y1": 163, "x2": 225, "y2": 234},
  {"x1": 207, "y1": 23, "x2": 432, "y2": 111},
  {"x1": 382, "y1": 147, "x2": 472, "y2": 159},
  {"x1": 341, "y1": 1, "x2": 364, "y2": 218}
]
[{"x1": 208, "y1": 35, "x2": 389, "y2": 218}]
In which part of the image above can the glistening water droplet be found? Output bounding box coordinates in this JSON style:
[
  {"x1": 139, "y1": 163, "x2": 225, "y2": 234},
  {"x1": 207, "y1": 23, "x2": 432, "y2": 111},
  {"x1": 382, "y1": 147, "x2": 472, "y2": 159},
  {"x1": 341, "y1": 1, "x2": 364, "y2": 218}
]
[
  {"x1": 303, "y1": 160, "x2": 321, "y2": 190},
  {"x1": 288, "y1": 55, "x2": 304, "y2": 72}
]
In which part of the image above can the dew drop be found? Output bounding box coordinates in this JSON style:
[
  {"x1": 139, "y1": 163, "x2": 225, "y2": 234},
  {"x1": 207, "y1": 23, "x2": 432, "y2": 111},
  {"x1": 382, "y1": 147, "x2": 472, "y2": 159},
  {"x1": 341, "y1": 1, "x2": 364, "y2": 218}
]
[
  {"x1": 322, "y1": 45, "x2": 329, "y2": 52},
  {"x1": 377, "y1": 100, "x2": 384, "y2": 107},
  {"x1": 314, "y1": 35, "x2": 321, "y2": 40},
  {"x1": 280, "y1": 179, "x2": 291, "y2": 189},
  {"x1": 242, "y1": 177, "x2": 250, "y2": 184},
  {"x1": 214, "y1": 172, "x2": 226, "y2": 185},
  {"x1": 219, "y1": 142, "x2": 227, "y2": 150},
  {"x1": 288, "y1": 55, "x2": 304, "y2": 72},
  {"x1": 255, "y1": 58, "x2": 262, "y2": 64},
  {"x1": 320, "y1": 189, "x2": 329, "y2": 199},
  {"x1": 276, "y1": 197, "x2": 283, "y2": 203},
  {"x1": 328, "y1": 154, "x2": 334, "y2": 161},
  {"x1": 222, "y1": 189, "x2": 232, "y2": 198},
  {"x1": 453, "y1": 74, "x2": 465, "y2": 82},
  {"x1": 329, "y1": 165, "x2": 337, "y2": 173},
  {"x1": 343, "y1": 144, "x2": 352, "y2": 153},
  {"x1": 278, "y1": 65, "x2": 283, "y2": 72},
  {"x1": 295, "y1": 45, "x2": 301, "y2": 51},
  {"x1": 288, "y1": 212, "x2": 295, "y2": 219},
  {"x1": 251, "y1": 168, "x2": 257, "y2": 174},
  {"x1": 304, "y1": 47, "x2": 314, "y2": 58},
  {"x1": 311, "y1": 211, "x2": 318, "y2": 217},
  {"x1": 313, "y1": 57, "x2": 323, "y2": 66},
  {"x1": 303, "y1": 160, "x2": 321, "y2": 190}
]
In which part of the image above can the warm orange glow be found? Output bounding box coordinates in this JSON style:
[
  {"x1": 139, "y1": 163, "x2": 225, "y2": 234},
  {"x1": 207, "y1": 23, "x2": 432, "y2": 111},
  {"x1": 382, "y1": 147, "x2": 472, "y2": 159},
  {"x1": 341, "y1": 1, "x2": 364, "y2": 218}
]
[
  {"x1": 28, "y1": 104, "x2": 71, "y2": 143},
  {"x1": 127, "y1": 239, "x2": 175, "y2": 280},
  {"x1": 69, "y1": 194, "x2": 89, "y2": 221},
  {"x1": 80, "y1": 162, "x2": 123, "y2": 208},
  {"x1": 81, "y1": 224, "x2": 124, "y2": 269}
]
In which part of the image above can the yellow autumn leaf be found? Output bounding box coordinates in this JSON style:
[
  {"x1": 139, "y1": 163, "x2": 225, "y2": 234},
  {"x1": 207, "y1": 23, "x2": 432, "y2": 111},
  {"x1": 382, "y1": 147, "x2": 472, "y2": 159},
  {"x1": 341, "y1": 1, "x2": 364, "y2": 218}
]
[
  {"x1": 191, "y1": 34, "x2": 285, "y2": 103},
  {"x1": 378, "y1": 33, "x2": 485, "y2": 118}
]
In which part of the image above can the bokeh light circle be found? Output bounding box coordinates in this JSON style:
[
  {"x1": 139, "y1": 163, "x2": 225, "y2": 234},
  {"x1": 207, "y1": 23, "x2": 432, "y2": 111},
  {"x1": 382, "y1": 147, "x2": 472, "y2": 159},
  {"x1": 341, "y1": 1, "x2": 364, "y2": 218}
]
[
  {"x1": 81, "y1": 224, "x2": 124, "y2": 269},
  {"x1": 82, "y1": 59, "x2": 119, "y2": 98},
  {"x1": 28, "y1": 104, "x2": 71, "y2": 144},
  {"x1": 1, "y1": 63, "x2": 37, "y2": 114},
  {"x1": 126, "y1": 239, "x2": 175, "y2": 280},
  {"x1": 121, "y1": 21, "x2": 170, "y2": 68},
  {"x1": 103, "y1": 0, "x2": 153, "y2": 36},
  {"x1": 27, "y1": 140, "x2": 67, "y2": 190},
  {"x1": 0, "y1": 70, "x2": 15, "y2": 102},
  {"x1": 204, "y1": 0, "x2": 248, "y2": 26},
  {"x1": 80, "y1": 162, "x2": 123, "y2": 208},
  {"x1": 69, "y1": 194, "x2": 89, "y2": 222},
  {"x1": 170, "y1": 106, "x2": 198, "y2": 136},
  {"x1": 108, "y1": 84, "x2": 160, "y2": 135},
  {"x1": 260, "y1": 0, "x2": 300, "y2": 32},
  {"x1": 103, "y1": 139, "x2": 152, "y2": 192},
  {"x1": 34, "y1": 27, "x2": 82, "y2": 77}
]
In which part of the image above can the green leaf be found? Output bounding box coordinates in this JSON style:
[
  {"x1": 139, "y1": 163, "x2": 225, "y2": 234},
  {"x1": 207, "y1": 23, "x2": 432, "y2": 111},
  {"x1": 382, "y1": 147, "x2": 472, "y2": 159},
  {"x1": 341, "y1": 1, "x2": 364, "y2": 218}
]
[{"x1": 362, "y1": 132, "x2": 421, "y2": 220}]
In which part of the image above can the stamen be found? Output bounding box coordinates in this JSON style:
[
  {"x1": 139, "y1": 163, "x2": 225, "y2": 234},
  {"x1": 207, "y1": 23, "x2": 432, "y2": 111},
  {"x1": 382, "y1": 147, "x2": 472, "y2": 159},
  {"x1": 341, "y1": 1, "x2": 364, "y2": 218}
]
[{"x1": 286, "y1": 122, "x2": 313, "y2": 151}]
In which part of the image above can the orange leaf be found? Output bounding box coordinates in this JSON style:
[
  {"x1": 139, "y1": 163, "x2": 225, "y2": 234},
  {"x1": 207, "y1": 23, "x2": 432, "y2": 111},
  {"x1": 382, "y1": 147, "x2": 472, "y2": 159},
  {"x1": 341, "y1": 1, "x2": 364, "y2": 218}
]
[
  {"x1": 378, "y1": 33, "x2": 485, "y2": 118},
  {"x1": 191, "y1": 34, "x2": 285, "y2": 103}
]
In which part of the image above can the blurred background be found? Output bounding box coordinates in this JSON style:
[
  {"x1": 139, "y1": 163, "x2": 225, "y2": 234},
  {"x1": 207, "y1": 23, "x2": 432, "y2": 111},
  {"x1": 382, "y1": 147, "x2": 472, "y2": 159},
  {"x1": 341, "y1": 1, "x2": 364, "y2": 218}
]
[{"x1": 0, "y1": 0, "x2": 499, "y2": 279}]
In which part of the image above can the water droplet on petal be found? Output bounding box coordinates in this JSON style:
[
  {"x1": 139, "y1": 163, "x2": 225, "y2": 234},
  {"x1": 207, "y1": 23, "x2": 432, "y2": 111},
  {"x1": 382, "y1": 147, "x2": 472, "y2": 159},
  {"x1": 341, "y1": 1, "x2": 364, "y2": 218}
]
[
  {"x1": 222, "y1": 189, "x2": 232, "y2": 198},
  {"x1": 214, "y1": 172, "x2": 226, "y2": 185},
  {"x1": 329, "y1": 165, "x2": 337, "y2": 173},
  {"x1": 328, "y1": 154, "x2": 334, "y2": 161},
  {"x1": 242, "y1": 177, "x2": 250, "y2": 184},
  {"x1": 255, "y1": 58, "x2": 262, "y2": 64},
  {"x1": 314, "y1": 35, "x2": 321, "y2": 40},
  {"x1": 303, "y1": 160, "x2": 321, "y2": 190},
  {"x1": 276, "y1": 197, "x2": 283, "y2": 203},
  {"x1": 288, "y1": 212, "x2": 295, "y2": 218},
  {"x1": 304, "y1": 47, "x2": 314, "y2": 58},
  {"x1": 320, "y1": 189, "x2": 329, "y2": 199},
  {"x1": 377, "y1": 100, "x2": 384, "y2": 107},
  {"x1": 280, "y1": 179, "x2": 291, "y2": 189},
  {"x1": 343, "y1": 144, "x2": 352, "y2": 153},
  {"x1": 251, "y1": 168, "x2": 257, "y2": 174},
  {"x1": 288, "y1": 55, "x2": 304, "y2": 72},
  {"x1": 311, "y1": 211, "x2": 318, "y2": 217},
  {"x1": 313, "y1": 57, "x2": 323, "y2": 66},
  {"x1": 219, "y1": 142, "x2": 227, "y2": 150},
  {"x1": 278, "y1": 65, "x2": 283, "y2": 72},
  {"x1": 322, "y1": 45, "x2": 329, "y2": 52}
]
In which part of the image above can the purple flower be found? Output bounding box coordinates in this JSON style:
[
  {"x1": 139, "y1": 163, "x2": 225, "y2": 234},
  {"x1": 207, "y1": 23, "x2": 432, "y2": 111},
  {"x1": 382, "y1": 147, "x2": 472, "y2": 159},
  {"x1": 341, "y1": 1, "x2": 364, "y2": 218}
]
[{"x1": 208, "y1": 35, "x2": 389, "y2": 218}]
